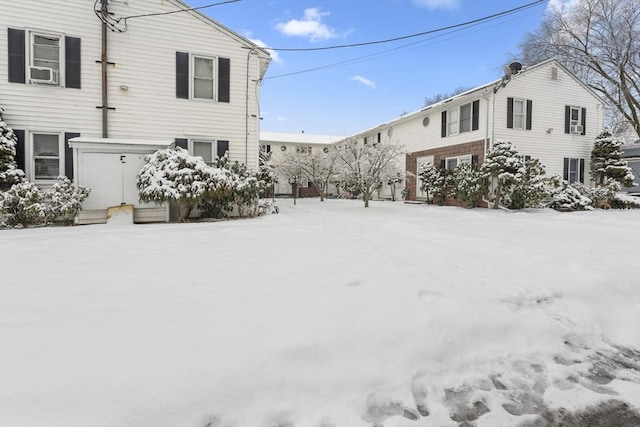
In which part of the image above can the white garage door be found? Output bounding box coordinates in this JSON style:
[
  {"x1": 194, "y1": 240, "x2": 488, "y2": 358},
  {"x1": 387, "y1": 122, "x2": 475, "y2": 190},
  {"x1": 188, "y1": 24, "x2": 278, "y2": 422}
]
[{"x1": 80, "y1": 152, "x2": 150, "y2": 210}]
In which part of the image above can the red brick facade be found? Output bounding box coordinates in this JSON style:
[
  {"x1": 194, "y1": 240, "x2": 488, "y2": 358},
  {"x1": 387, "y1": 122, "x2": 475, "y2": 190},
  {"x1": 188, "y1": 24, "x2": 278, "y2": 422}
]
[{"x1": 405, "y1": 139, "x2": 488, "y2": 207}]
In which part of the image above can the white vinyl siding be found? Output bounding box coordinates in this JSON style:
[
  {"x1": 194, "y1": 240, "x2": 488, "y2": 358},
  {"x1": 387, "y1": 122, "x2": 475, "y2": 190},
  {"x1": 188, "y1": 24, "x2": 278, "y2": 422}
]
[{"x1": 0, "y1": 0, "x2": 267, "y2": 171}]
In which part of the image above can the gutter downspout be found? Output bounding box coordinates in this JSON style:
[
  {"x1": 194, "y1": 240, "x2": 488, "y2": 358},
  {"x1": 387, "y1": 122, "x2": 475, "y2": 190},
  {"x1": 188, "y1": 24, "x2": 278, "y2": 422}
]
[
  {"x1": 245, "y1": 47, "x2": 260, "y2": 166},
  {"x1": 101, "y1": 0, "x2": 109, "y2": 138}
]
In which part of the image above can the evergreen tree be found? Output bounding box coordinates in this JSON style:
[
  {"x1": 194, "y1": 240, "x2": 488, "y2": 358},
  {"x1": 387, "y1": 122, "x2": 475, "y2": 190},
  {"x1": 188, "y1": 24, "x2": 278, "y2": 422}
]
[
  {"x1": 480, "y1": 140, "x2": 525, "y2": 209},
  {"x1": 508, "y1": 157, "x2": 548, "y2": 209},
  {"x1": 0, "y1": 107, "x2": 25, "y2": 188},
  {"x1": 451, "y1": 162, "x2": 483, "y2": 208},
  {"x1": 590, "y1": 130, "x2": 635, "y2": 187},
  {"x1": 417, "y1": 162, "x2": 448, "y2": 205}
]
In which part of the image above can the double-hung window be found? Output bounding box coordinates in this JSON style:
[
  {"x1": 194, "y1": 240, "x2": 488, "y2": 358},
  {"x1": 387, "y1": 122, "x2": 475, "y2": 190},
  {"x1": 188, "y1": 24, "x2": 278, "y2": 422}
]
[
  {"x1": 441, "y1": 100, "x2": 479, "y2": 137},
  {"x1": 564, "y1": 105, "x2": 586, "y2": 135},
  {"x1": 33, "y1": 133, "x2": 61, "y2": 180},
  {"x1": 459, "y1": 103, "x2": 472, "y2": 133},
  {"x1": 31, "y1": 34, "x2": 60, "y2": 84},
  {"x1": 445, "y1": 154, "x2": 472, "y2": 172},
  {"x1": 448, "y1": 109, "x2": 459, "y2": 136},
  {"x1": 507, "y1": 98, "x2": 532, "y2": 130},
  {"x1": 563, "y1": 157, "x2": 585, "y2": 183},
  {"x1": 193, "y1": 56, "x2": 214, "y2": 99},
  {"x1": 193, "y1": 140, "x2": 229, "y2": 164}
]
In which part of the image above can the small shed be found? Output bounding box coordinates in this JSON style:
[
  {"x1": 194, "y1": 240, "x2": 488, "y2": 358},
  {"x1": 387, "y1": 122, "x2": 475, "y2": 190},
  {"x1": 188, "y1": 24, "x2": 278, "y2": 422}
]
[{"x1": 69, "y1": 137, "x2": 171, "y2": 224}]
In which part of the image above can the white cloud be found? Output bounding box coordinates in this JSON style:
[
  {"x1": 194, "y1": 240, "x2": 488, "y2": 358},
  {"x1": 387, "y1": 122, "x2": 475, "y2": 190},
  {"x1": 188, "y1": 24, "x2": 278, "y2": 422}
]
[
  {"x1": 350, "y1": 75, "x2": 376, "y2": 89},
  {"x1": 412, "y1": 0, "x2": 460, "y2": 10},
  {"x1": 275, "y1": 8, "x2": 336, "y2": 42},
  {"x1": 276, "y1": 116, "x2": 288, "y2": 123},
  {"x1": 547, "y1": 0, "x2": 579, "y2": 12},
  {"x1": 250, "y1": 38, "x2": 282, "y2": 64}
]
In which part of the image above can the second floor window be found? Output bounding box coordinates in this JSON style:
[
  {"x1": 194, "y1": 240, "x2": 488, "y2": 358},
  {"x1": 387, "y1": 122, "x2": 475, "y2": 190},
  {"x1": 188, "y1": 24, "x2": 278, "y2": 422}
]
[
  {"x1": 193, "y1": 56, "x2": 214, "y2": 99},
  {"x1": 31, "y1": 34, "x2": 60, "y2": 84}
]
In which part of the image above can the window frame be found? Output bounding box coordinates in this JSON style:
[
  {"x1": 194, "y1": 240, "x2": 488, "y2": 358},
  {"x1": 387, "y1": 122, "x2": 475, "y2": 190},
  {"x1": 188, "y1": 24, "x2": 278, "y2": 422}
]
[
  {"x1": 30, "y1": 131, "x2": 63, "y2": 182},
  {"x1": 28, "y1": 30, "x2": 63, "y2": 85},
  {"x1": 191, "y1": 54, "x2": 216, "y2": 100},
  {"x1": 567, "y1": 157, "x2": 582, "y2": 184},
  {"x1": 569, "y1": 106, "x2": 582, "y2": 127},
  {"x1": 191, "y1": 139, "x2": 229, "y2": 164},
  {"x1": 459, "y1": 103, "x2": 472, "y2": 133},
  {"x1": 447, "y1": 108, "x2": 459, "y2": 136},
  {"x1": 445, "y1": 154, "x2": 472, "y2": 172},
  {"x1": 512, "y1": 98, "x2": 526, "y2": 130}
]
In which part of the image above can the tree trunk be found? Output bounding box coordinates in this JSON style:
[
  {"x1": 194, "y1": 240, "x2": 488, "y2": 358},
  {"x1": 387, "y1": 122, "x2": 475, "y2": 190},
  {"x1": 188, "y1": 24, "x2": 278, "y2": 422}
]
[
  {"x1": 364, "y1": 192, "x2": 370, "y2": 207},
  {"x1": 493, "y1": 180, "x2": 502, "y2": 209},
  {"x1": 181, "y1": 202, "x2": 194, "y2": 222}
]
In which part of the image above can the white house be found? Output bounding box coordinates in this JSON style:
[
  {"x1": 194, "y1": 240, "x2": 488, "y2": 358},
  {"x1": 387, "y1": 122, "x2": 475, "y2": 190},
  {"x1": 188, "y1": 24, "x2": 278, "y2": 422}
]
[
  {"x1": 260, "y1": 131, "x2": 345, "y2": 197},
  {"x1": 339, "y1": 59, "x2": 605, "y2": 204},
  {"x1": 0, "y1": 0, "x2": 270, "y2": 223}
]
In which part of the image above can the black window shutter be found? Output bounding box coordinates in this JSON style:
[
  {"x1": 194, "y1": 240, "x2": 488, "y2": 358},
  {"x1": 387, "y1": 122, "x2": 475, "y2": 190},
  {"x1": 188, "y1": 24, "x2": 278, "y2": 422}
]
[
  {"x1": 563, "y1": 158, "x2": 569, "y2": 181},
  {"x1": 218, "y1": 57, "x2": 230, "y2": 103},
  {"x1": 64, "y1": 132, "x2": 79, "y2": 180},
  {"x1": 8, "y1": 28, "x2": 26, "y2": 84},
  {"x1": 472, "y1": 100, "x2": 479, "y2": 131},
  {"x1": 581, "y1": 108, "x2": 586, "y2": 135},
  {"x1": 441, "y1": 111, "x2": 447, "y2": 138},
  {"x1": 507, "y1": 97, "x2": 514, "y2": 129},
  {"x1": 471, "y1": 155, "x2": 478, "y2": 166},
  {"x1": 65, "y1": 36, "x2": 81, "y2": 89},
  {"x1": 564, "y1": 106, "x2": 571, "y2": 134},
  {"x1": 526, "y1": 99, "x2": 533, "y2": 130},
  {"x1": 176, "y1": 52, "x2": 189, "y2": 99},
  {"x1": 440, "y1": 159, "x2": 446, "y2": 169},
  {"x1": 14, "y1": 129, "x2": 25, "y2": 171},
  {"x1": 579, "y1": 158, "x2": 585, "y2": 183},
  {"x1": 217, "y1": 140, "x2": 229, "y2": 158},
  {"x1": 174, "y1": 138, "x2": 188, "y2": 150}
]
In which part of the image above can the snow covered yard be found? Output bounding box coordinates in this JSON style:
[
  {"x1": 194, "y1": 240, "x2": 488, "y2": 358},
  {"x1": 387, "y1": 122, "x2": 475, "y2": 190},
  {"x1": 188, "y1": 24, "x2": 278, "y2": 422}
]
[{"x1": 1, "y1": 199, "x2": 639, "y2": 427}]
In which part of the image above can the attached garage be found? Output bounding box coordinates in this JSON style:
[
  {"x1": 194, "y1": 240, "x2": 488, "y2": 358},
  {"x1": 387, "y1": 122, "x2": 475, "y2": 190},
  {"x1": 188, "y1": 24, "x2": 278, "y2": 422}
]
[{"x1": 69, "y1": 138, "x2": 171, "y2": 224}]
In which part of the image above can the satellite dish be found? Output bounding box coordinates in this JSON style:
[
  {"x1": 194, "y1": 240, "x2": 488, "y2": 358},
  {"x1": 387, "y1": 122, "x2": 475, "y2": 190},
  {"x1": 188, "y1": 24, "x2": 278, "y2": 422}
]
[
  {"x1": 503, "y1": 65, "x2": 512, "y2": 79},
  {"x1": 508, "y1": 61, "x2": 522, "y2": 75}
]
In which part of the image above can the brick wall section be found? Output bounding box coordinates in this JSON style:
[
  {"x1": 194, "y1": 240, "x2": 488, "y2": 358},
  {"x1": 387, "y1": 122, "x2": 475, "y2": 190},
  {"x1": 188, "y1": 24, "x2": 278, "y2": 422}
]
[{"x1": 405, "y1": 139, "x2": 487, "y2": 206}]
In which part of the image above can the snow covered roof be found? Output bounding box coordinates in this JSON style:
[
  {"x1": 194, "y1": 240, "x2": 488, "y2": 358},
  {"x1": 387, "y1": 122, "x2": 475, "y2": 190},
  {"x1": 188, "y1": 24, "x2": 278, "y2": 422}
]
[{"x1": 260, "y1": 132, "x2": 346, "y2": 145}]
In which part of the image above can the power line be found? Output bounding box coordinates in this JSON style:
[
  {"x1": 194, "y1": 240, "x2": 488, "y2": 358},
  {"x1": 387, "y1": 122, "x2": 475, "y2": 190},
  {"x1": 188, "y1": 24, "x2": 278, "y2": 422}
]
[
  {"x1": 123, "y1": 0, "x2": 241, "y2": 20},
  {"x1": 263, "y1": 1, "x2": 546, "y2": 80},
  {"x1": 267, "y1": 0, "x2": 546, "y2": 52}
]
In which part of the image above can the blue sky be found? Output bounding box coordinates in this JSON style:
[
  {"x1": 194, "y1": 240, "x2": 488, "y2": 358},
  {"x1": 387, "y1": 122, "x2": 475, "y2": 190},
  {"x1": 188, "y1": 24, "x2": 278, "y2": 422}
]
[{"x1": 190, "y1": 0, "x2": 552, "y2": 136}]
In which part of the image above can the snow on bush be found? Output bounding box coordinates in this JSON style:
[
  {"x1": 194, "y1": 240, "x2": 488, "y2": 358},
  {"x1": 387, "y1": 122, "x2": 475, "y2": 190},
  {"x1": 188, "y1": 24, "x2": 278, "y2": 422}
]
[
  {"x1": 417, "y1": 162, "x2": 448, "y2": 205},
  {"x1": 547, "y1": 176, "x2": 594, "y2": 211},
  {"x1": 451, "y1": 162, "x2": 483, "y2": 208},
  {"x1": 138, "y1": 148, "x2": 268, "y2": 221},
  {"x1": 480, "y1": 139, "x2": 525, "y2": 208},
  {"x1": 0, "y1": 107, "x2": 25, "y2": 188},
  {"x1": 0, "y1": 177, "x2": 90, "y2": 227},
  {"x1": 508, "y1": 157, "x2": 548, "y2": 209}
]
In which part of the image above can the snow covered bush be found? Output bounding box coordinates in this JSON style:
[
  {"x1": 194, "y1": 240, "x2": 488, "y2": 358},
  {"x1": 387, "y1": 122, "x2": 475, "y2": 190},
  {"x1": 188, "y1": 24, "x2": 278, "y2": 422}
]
[
  {"x1": 480, "y1": 140, "x2": 525, "y2": 209},
  {"x1": 0, "y1": 177, "x2": 89, "y2": 227},
  {"x1": 44, "y1": 177, "x2": 91, "y2": 224},
  {"x1": 507, "y1": 157, "x2": 548, "y2": 209},
  {"x1": 0, "y1": 107, "x2": 25, "y2": 189},
  {"x1": 590, "y1": 130, "x2": 635, "y2": 187},
  {"x1": 547, "y1": 176, "x2": 593, "y2": 211},
  {"x1": 417, "y1": 162, "x2": 448, "y2": 205},
  {"x1": 451, "y1": 162, "x2": 483, "y2": 208},
  {"x1": 137, "y1": 147, "x2": 230, "y2": 222},
  {"x1": 611, "y1": 193, "x2": 640, "y2": 209}
]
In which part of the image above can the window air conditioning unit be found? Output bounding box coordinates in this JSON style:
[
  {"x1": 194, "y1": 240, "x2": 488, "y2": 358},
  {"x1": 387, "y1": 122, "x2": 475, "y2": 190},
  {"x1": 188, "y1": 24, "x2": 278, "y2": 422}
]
[
  {"x1": 29, "y1": 66, "x2": 59, "y2": 84},
  {"x1": 570, "y1": 125, "x2": 583, "y2": 134}
]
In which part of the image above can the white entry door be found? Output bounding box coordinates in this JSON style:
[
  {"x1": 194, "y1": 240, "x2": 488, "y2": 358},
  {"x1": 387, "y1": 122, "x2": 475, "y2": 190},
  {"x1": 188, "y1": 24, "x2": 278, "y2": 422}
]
[
  {"x1": 416, "y1": 155, "x2": 434, "y2": 199},
  {"x1": 80, "y1": 152, "x2": 149, "y2": 209}
]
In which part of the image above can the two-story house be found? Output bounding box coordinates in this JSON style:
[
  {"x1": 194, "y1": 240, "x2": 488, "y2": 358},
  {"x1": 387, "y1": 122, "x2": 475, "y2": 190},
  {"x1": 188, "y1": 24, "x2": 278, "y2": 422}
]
[
  {"x1": 0, "y1": 0, "x2": 270, "y2": 223},
  {"x1": 260, "y1": 131, "x2": 345, "y2": 197},
  {"x1": 340, "y1": 59, "x2": 605, "y2": 204}
]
